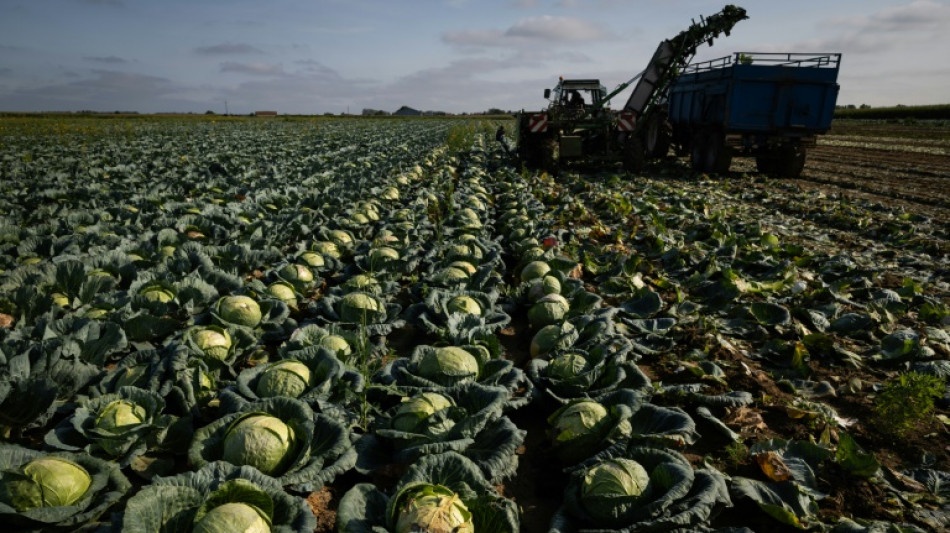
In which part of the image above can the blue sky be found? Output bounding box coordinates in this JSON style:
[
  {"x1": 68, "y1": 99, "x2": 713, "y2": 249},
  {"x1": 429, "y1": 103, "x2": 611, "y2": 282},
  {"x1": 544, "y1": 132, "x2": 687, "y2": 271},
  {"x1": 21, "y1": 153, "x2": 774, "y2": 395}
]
[{"x1": 1, "y1": 0, "x2": 947, "y2": 114}]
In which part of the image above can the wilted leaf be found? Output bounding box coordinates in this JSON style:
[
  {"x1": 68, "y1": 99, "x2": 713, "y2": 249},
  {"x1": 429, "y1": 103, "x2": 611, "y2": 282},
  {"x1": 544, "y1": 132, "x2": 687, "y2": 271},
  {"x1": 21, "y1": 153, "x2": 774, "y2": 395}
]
[{"x1": 755, "y1": 451, "x2": 793, "y2": 482}]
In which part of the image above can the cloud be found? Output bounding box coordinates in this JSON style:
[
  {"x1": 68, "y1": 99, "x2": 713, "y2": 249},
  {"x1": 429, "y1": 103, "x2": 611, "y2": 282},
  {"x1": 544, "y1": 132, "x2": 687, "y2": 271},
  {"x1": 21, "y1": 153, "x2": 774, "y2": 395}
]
[
  {"x1": 854, "y1": 0, "x2": 950, "y2": 31},
  {"x1": 507, "y1": 15, "x2": 611, "y2": 40},
  {"x1": 444, "y1": 15, "x2": 613, "y2": 48},
  {"x1": 83, "y1": 56, "x2": 128, "y2": 64},
  {"x1": 293, "y1": 59, "x2": 348, "y2": 77},
  {"x1": 220, "y1": 62, "x2": 285, "y2": 76},
  {"x1": 804, "y1": 0, "x2": 950, "y2": 54},
  {"x1": 194, "y1": 43, "x2": 264, "y2": 55},
  {"x1": 0, "y1": 70, "x2": 191, "y2": 111},
  {"x1": 77, "y1": 0, "x2": 124, "y2": 6},
  {"x1": 0, "y1": 68, "x2": 12, "y2": 76}
]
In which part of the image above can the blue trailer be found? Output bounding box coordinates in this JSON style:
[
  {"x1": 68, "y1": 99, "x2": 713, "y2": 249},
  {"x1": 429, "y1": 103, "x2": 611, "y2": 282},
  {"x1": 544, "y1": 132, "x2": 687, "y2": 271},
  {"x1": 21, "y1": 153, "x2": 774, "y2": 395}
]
[{"x1": 667, "y1": 52, "x2": 841, "y2": 177}]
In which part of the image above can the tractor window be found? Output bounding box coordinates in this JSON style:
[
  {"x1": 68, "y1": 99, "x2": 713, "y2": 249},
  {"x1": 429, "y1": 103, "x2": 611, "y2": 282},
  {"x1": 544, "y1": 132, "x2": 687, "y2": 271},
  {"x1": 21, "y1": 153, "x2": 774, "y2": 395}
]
[{"x1": 566, "y1": 90, "x2": 586, "y2": 107}]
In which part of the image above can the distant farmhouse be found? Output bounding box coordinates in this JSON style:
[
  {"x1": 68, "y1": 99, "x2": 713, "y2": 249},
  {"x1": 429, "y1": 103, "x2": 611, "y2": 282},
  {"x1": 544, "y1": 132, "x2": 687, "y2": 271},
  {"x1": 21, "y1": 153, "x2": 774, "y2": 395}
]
[
  {"x1": 254, "y1": 111, "x2": 278, "y2": 117},
  {"x1": 393, "y1": 106, "x2": 422, "y2": 116},
  {"x1": 361, "y1": 106, "x2": 447, "y2": 117}
]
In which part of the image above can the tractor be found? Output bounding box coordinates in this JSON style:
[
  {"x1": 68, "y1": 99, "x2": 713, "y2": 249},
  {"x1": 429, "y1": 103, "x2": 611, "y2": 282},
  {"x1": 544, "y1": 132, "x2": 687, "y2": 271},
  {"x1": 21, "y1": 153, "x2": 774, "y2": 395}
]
[{"x1": 507, "y1": 5, "x2": 748, "y2": 175}]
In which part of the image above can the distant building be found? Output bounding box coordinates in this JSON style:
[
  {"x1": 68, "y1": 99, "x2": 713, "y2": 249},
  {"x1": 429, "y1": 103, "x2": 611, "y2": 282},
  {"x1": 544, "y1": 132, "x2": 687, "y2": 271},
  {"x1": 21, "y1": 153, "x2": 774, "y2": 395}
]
[
  {"x1": 393, "y1": 106, "x2": 422, "y2": 116},
  {"x1": 254, "y1": 111, "x2": 278, "y2": 117}
]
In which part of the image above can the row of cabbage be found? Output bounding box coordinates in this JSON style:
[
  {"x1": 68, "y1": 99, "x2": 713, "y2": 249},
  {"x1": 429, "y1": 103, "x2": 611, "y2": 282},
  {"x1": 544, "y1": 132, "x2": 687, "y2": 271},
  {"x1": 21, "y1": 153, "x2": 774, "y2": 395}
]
[
  {"x1": 1, "y1": 116, "x2": 947, "y2": 532},
  {"x1": 0, "y1": 118, "x2": 525, "y2": 532}
]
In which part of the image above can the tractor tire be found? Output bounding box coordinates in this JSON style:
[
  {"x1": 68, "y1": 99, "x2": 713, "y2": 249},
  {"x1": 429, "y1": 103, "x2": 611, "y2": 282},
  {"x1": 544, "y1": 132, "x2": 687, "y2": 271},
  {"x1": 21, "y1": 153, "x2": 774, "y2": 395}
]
[
  {"x1": 771, "y1": 143, "x2": 807, "y2": 178},
  {"x1": 623, "y1": 136, "x2": 646, "y2": 174},
  {"x1": 518, "y1": 134, "x2": 543, "y2": 170},
  {"x1": 644, "y1": 116, "x2": 673, "y2": 159},
  {"x1": 705, "y1": 134, "x2": 733, "y2": 174}
]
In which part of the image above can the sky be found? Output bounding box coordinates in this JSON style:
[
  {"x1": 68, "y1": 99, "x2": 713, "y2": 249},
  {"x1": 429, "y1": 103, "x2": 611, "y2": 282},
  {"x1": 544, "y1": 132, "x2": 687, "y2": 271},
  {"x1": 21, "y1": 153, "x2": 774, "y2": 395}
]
[{"x1": 0, "y1": 0, "x2": 948, "y2": 115}]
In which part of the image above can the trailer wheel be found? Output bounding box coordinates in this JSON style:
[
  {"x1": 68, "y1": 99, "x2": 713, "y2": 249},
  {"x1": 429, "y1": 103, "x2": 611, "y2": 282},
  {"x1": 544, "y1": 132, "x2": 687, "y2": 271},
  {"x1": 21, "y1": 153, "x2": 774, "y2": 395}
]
[
  {"x1": 706, "y1": 134, "x2": 733, "y2": 174},
  {"x1": 772, "y1": 143, "x2": 806, "y2": 178},
  {"x1": 755, "y1": 153, "x2": 776, "y2": 175},
  {"x1": 623, "y1": 136, "x2": 645, "y2": 173},
  {"x1": 644, "y1": 116, "x2": 673, "y2": 159},
  {"x1": 690, "y1": 131, "x2": 730, "y2": 173},
  {"x1": 690, "y1": 132, "x2": 708, "y2": 172}
]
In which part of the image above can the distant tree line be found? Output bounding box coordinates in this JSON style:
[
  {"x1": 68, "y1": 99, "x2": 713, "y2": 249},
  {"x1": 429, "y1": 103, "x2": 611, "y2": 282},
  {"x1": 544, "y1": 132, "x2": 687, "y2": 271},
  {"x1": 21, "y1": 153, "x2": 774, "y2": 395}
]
[{"x1": 834, "y1": 103, "x2": 950, "y2": 120}]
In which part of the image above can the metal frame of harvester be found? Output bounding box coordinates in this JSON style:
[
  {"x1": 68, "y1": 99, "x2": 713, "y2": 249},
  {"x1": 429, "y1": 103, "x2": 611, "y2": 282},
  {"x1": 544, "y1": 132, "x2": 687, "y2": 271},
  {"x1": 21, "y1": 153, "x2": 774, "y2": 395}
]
[
  {"x1": 506, "y1": 5, "x2": 842, "y2": 179},
  {"x1": 508, "y1": 5, "x2": 749, "y2": 175}
]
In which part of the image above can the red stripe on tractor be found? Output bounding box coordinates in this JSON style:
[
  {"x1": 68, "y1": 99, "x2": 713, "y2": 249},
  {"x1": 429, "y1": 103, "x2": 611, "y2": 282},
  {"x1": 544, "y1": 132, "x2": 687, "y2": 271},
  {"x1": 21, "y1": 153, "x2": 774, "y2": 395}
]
[
  {"x1": 528, "y1": 114, "x2": 548, "y2": 133},
  {"x1": 617, "y1": 112, "x2": 636, "y2": 131}
]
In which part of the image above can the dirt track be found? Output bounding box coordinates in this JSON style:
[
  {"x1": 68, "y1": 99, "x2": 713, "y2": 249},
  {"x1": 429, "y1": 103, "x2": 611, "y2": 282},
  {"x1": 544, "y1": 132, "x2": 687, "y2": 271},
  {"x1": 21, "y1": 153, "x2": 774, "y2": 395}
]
[{"x1": 730, "y1": 123, "x2": 950, "y2": 224}]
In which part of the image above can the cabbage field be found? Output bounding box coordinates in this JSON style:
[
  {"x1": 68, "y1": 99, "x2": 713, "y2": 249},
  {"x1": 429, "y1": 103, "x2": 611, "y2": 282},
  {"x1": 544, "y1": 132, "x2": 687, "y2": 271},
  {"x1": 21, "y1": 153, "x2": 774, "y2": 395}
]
[{"x1": 0, "y1": 115, "x2": 948, "y2": 532}]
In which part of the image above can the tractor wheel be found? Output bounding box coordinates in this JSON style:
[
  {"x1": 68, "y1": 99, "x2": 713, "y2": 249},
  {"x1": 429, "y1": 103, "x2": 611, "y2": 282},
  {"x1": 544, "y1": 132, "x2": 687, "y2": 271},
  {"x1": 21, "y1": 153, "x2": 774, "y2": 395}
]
[
  {"x1": 644, "y1": 116, "x2": 673, "y2": 159},
  {"x1": 705, "y1": 133, "x2": 733, "y2": 174},
  {"x1": 518, "y1": 134, "x2": 542, "y2": 170},
  {"x1": 771, "y1": 143, "x2": 807, "y2": 178},
  {"x1": 623, "y1": 136, "x2": 646, "y2": 173},
  {"x1": 541, "y1": 137, "x2": 559, "y2": 176}
]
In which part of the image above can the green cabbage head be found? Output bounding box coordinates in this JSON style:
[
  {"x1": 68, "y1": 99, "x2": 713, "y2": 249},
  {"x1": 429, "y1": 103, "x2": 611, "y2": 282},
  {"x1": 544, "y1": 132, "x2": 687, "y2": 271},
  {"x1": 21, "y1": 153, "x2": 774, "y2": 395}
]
[
  {"x1": 95, "y1": 400, "x2": 146, "y2": 456},
  {"x1": 520, "y1": 260, "x2": 551, "y2": 283},
  {"x1": 391, "y1": 392, "x2": 455, "y2": 434},
  {"x1": 550, "y1": 399, "x2": 608, "y2": 444},
  {"x1": 139, "y1": 284, "x2": 175, "y2": 303},
  {"x1": 0, "y1": 457, "x2": 91, "y2": 511},
  {"x1": 298, "y1": 251, "x2": 325, "y2": 268},
  {"x1": 216, "y1": 295, "x2": 262, "y2": 328},
  {"x1": 192, "y1": 502, "x2": 270, "y2": 533},
  {"x1": 222, "y1": 414, "x2": 296, "y2": 476},
  {"x1": 278, "y1": 263, "x2": 314, "y2": 291},
  {"x1": 255, "y1": 360, "x2": 312, "y2": 399},
  {"x1": 530, "y1": 322, "x2": 576, "y2": 359},
  {"x1": 581, "y1": 458, "x2": 653, "y2": 523},
  {"x1": 446, "y1": 295, "x2": 482, "y2": 316},
  {"x1": 547, "y1": 352, "x2": 590, "y2": 380},
  {"x1": 418, "y1": 347, "x2": 480, "y2": 385},
  {"x1": 266, "y1": 281, "x2": 297, "y2": 306},
  {"x1": 321, "y1": 334, "x2": 351, "y2": 357},
  {"x1": 395, "y1": 484, "x2": 473, "y2": 533},
  {"x1": 528, "y1": 275, "x2": 562, "y2": 301},
  {"x1": 369, "y1": 247, "x2": 400, "y2": 270},
  {"x1": 528, "y1": 293, "x2": 570, "y2": 328},
  {"x1": 449, "y1": 261, "x2": 476, "y2": 276},
  {"x1": 340, "y1": 292, "x2": 381, "y2": 323},
  {"x1": 312, "y1": 241, "x2": 340, "y2": 259},
  {"x1": 189, "y1": 325, "x2": 233, "y2": 362}
]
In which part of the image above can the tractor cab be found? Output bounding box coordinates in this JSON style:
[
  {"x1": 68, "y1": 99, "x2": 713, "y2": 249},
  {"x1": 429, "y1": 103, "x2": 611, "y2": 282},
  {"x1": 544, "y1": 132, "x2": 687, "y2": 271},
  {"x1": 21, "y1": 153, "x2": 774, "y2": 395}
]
[{"x1": 545, "y1": 79, "x2": 608, "y2": 110}]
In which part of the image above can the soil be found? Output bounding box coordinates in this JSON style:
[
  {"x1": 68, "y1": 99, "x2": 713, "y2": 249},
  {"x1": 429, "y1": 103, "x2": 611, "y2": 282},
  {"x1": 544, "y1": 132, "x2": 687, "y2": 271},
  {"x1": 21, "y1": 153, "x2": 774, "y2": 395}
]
[
  {"x1": 734, "y1": 121, "x2": 950, "y2": 223},
  {"x1": 307, "y1": 486, "x2": 338, "y2": 533}
]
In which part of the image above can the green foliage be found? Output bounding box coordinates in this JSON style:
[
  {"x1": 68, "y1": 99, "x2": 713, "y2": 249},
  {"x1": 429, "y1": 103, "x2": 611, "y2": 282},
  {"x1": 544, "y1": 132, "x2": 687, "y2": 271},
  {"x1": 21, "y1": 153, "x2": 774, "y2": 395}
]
[
  {"x1": 872, "y1": 372, "x2": 944, "y2": 438},
  {"x1": 835, "y1": 433, "x2": 880, "y2": 478},
  {"x1": 723, "y1": 440, "x2": 749, "y2": 469}
]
